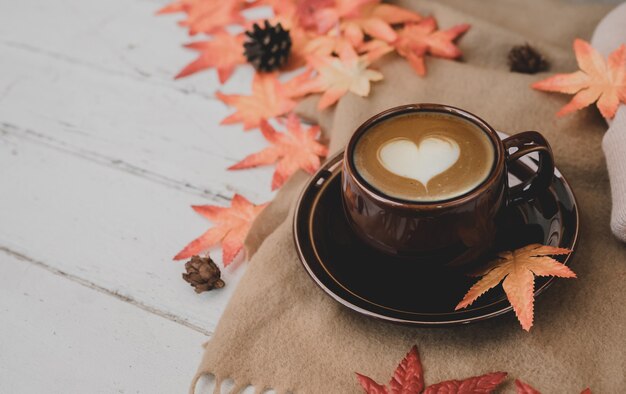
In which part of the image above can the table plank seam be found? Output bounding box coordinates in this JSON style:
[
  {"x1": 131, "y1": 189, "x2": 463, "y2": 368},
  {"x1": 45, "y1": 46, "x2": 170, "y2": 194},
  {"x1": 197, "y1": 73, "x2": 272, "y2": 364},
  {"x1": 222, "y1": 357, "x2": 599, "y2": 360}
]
[
  {"x1": 0, "y1": 39, "x2": 217, "y2": 102},
  {"x1": 0, "y1": 121, "x2": 232, "y2": 203},
  {"x1": 0, "y1": 245, "x2": 213, "y2": 336}
]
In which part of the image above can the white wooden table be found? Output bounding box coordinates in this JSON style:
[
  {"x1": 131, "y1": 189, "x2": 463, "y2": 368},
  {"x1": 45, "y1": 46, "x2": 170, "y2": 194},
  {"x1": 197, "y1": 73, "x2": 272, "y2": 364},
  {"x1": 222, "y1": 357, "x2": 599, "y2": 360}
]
[
  {"x1": 0, "y1": 0, "x2": 276, "y2": 392},
  {"x1": 1, "y1": 0, "x2": 621, "y2": 392}
]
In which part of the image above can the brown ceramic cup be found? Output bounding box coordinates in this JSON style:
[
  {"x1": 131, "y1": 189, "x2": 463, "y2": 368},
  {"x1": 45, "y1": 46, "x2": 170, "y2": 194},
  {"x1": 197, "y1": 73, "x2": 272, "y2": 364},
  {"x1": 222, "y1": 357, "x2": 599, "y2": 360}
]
[{"x1": 341, "y1": 104, "x2": 554, "y2": 264}]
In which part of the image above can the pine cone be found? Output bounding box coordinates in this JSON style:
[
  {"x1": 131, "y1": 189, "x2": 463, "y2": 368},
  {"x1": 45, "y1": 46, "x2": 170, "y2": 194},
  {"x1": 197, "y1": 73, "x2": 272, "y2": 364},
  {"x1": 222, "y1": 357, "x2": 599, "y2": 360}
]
[
  {"x1": 244, "y1": 21, "x2": 292, "y2": 72},
  {"x1": 182, "y1": 255, "x2": 225, "y2": 293},
  {"x1": 508, "y1": 44, "x2": 549, "y2": 74}
]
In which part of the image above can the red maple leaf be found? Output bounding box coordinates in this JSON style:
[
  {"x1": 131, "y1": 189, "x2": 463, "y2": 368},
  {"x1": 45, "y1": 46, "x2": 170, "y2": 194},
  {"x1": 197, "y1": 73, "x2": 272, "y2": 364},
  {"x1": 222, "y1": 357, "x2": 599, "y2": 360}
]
[
  {"x1": 229, "y1": 114, "x2": 328, "y2": 190},
  {"x1": 455, "y1": 244, "x2": 575, "y2": 331},
  {"x1": 515, "y1": 380, "x2": 541, "y2": 394},
  {"x1": 531, "y1": 39, "x2": 626, "y2": 119},
  {"x1": 515, "y1": 379, "x2": 591, "y2": 394},
  {"x1": 157, "y1": 0, "x2": 251, "y2": 35},
  {"x1": 393, "y1": 17, "x2": 470, "y2": 76},
  {"x1": 356, "y1": 345, "x2": 507, "y2": 394},
  {"x1": 175, "y1": 32, "x2": 245, "y2": 83},
  {"x1": 174, "y1": 194, "x2": 268, "y2": 265},
  {"x1": 423, "y1": 374, "x2": 508, "y2": 394},
  {"x1": 216, "y1": 70, "x2": 311, "y2": 130}
]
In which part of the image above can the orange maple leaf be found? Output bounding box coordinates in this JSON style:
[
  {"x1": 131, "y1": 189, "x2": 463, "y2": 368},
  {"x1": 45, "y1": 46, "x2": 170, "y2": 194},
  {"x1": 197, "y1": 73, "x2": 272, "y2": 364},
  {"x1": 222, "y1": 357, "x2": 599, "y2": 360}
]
[
  {"x1": 304, "y1": 32, "x2": 355, "y2": 58},
  {"x1": 455, "y1": 244, "x2": 576, "y2": 331},
  {"x1": 515, "y1": 379, "x2": 591, "y2": 394},
  {"x1": 393, "y1": 17, "x2": 470, "y2": 76},
  {"x1": 216, "y1": 71, "x2": 311, "y2": 130},
  {"x1": 296, "y1": 0, "x2": 374, "y2": 33},
  {"x1": 284, "y1": 29, "x2": 312, "y2": 69},
  {"x1": 262, "y1": 1, "x2": 356, "y2": 69},
  {"x1": 174, "y1": 194, "x2": 268, "y2": 265},
  {"x1": 229, "y1": 114, "x2": 328, "y2": 190},
  {"x1": 299, "y1": 44, "x2": 387, "y2": 109},
  {"x1": 281, "y1": 0, "x2": 419, "y2": 59},
  {"x1": 356, "y1": 345, "x2": 507, "y2": 394},
  {"x1": 532, "y1": 39, "x2": 626, "y2": 119},
  {"x1": 257, "y1": 0, "x2": 296, "y2": 18},
  {"x1": 341, "y1": 3, "x2": 422, "y2": 47},
  {"x1": 304, "y1": 31, "x2": 393, "y2": 61},
  {"x1": 157, "y1": 0, "x2": 250, "y2": 35},
  {"x1": 176, "y1": 32, "x2": 245, "y2": 83}
]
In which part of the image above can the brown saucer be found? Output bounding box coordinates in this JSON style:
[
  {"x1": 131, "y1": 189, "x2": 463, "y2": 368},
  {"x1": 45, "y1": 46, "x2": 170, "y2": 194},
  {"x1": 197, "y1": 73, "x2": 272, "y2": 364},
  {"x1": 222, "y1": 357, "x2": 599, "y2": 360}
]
[{"x1": 293, "y1": 151, "x2": 579, "y2": 326}]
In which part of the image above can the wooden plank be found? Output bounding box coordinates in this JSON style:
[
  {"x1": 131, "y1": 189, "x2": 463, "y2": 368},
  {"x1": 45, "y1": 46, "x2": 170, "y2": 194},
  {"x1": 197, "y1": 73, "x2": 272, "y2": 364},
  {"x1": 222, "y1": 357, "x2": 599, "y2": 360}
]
[
  {"x1": 0, "y1": 250, "x2": 208, "y2": 393},
  {"x1": 0, "y1": 127, "x2": 250, "y2": 334},
  {"x1": 0, "y1": 44, "x2": 275, "y2": 204},
  {"x1": 0, "y1": 0, "x2": 258, "y2": 96},
  {"x1": 0, "y1": 0, "x2": 279, "y2": 349}
]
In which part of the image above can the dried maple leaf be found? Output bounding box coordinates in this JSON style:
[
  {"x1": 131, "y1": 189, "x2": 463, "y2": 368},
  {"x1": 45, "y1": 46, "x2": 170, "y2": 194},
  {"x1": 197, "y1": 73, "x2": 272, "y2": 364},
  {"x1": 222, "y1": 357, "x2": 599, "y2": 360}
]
[
  {"x1": 278, "y1": 22, "x2": 314, "y2": 70},
  {"x1": 355, "y1": 374, "x2": 388, "y2": 394},
  {"x1": 357, "y1": 345, "x2": 424, "y2": 394},
  {"x1": 157, "y1": 0, "x2": 251, "y2": 35},
  {"x1": 360, "y1": 40, "x2": 395, "y2": 62},
  {"x1": 356, "y1": 345, "x2": 507, "y2": 394},
  {"x1": 532, "y1": 39, "x2": 626, "y2": 119},
  {"x1": 174, "y1": 194, "x2": 268, "y2": 265},
  {"x1": 341, "y1": 3, "x2": 422, "y2": 47},
  {"x1": 296, "y1": 0, "x2": 374, "y2": 33},
  {"x1": 455, "y1": 244, "x2": 576, "y2": 331},
  {"x1": 423, "y1": 373, "x2": 508, "y2": 394},
  {"x1": 259, "y1": 11, "x2": 318, "y2": 70},
  {"x1": 229, "y1": 114, "x2": 328, "y2": 190},
  {"x1": 293, "y1": 0, "x2": 335, "y2": 31},
  {"x1": 259, "y1": 0, "x2": 297, "y2": 20},
  {"x1": 299, "y1": 44, "x2": 386, "y2": 109},
  {"x1": 515, "y1": 380, "x2": 541, "y2": 394},
  {"x1": 515, "y1": 379, "x2": 592, "y2": 394},
  {"x1": 304, "y1": 30, "x2": 393, "y2": 61},
  {"x1": 304, "y1": 33, "x2": 355, "y2": 57},
  {"x1": 282, "y1": 0, "x2": 420, "y2": 54},
  {"x1": 388, "y1": 345, "x2": 425, "y2": 393},
  {"x1": 175, "y1": 32, "x2": 245, "y2": 83},
  {"x1": 394, "y1": 17, "x2": 470, "y2": 76},
  {"x1": 216, "y1": 71, "x2": 311, "y2": 130}
]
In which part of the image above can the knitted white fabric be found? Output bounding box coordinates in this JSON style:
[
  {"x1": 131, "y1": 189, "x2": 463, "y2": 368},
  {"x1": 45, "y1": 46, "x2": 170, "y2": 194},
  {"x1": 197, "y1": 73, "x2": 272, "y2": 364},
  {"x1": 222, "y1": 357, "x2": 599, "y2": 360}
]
[
  {"x1": 592, "y1": 2, "x2": 626, "y2": 242},
  {"x1": 601, "y1": 107, "x2": 626, "y2": 241}
]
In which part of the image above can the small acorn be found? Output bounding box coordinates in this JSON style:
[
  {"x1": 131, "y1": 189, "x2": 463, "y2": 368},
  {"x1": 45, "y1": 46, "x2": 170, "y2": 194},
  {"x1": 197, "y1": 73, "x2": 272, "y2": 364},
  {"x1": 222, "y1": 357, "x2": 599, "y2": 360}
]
[
  {"x1": 244, "y1": 20, "x2": 292, "y2": 72},
  {"x1": 182, "y1": 255, "x2": 224, "y2": 293},
  {"x1": 508, "y1": 44, "x2": 549, "y2": 74}
]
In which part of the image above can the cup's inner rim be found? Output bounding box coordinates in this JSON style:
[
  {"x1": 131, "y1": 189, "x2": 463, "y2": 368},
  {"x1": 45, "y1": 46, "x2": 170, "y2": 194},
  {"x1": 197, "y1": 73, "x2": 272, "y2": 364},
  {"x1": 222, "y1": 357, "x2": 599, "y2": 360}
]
[{"x1": 348, "y1": 107, "x2": 500, "y2": 205}]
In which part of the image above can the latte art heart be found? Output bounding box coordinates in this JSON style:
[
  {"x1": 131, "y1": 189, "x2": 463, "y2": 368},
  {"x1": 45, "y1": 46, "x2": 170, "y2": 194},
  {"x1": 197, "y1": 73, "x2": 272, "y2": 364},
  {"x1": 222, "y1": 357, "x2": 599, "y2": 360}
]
[
  {"x1": 354, "y1": 112, "x2": 494, "y2": 202},
  {"x1": 378, "y1": 136, "x2": 461, "y2": 187}
]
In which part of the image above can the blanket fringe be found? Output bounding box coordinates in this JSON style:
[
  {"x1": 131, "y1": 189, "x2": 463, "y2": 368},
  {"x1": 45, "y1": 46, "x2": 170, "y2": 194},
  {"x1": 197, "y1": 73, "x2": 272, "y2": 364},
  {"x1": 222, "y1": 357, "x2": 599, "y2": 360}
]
[{"x1": 190, "y1": 371, "x2": 289, "y2": 394}]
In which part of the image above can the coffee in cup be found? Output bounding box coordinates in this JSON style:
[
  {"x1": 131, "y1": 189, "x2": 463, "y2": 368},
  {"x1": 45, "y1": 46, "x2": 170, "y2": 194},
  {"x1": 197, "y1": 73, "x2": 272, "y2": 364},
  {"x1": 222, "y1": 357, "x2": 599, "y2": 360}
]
[
  {"x1": 342, "y1": 104, "x2": 555, "y2": 264},
  {"x1": 352, "y1": 111, "x2": 495, "y2": 202}
]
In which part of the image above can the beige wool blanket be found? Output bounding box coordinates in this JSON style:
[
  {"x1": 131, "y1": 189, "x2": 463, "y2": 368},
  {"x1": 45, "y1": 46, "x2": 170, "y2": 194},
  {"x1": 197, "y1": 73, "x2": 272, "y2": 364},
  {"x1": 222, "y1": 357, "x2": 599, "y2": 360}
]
[{"x1": 192, "y1": 0, "x2": 626, "y2": 392}]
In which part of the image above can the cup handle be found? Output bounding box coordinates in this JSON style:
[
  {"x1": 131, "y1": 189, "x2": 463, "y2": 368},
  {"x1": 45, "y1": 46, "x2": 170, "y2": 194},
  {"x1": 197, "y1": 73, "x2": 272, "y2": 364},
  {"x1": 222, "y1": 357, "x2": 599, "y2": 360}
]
[{"x1": 502, "y1": 131, "x2": 555, "y2": 204}]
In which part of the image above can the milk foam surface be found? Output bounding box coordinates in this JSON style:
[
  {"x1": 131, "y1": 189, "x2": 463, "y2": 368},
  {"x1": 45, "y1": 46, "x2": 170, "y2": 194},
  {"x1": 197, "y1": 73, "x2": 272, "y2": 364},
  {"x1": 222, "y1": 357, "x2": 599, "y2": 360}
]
[{"x1": 353, "y1": 112, "x2": 495, "y2": 202}]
